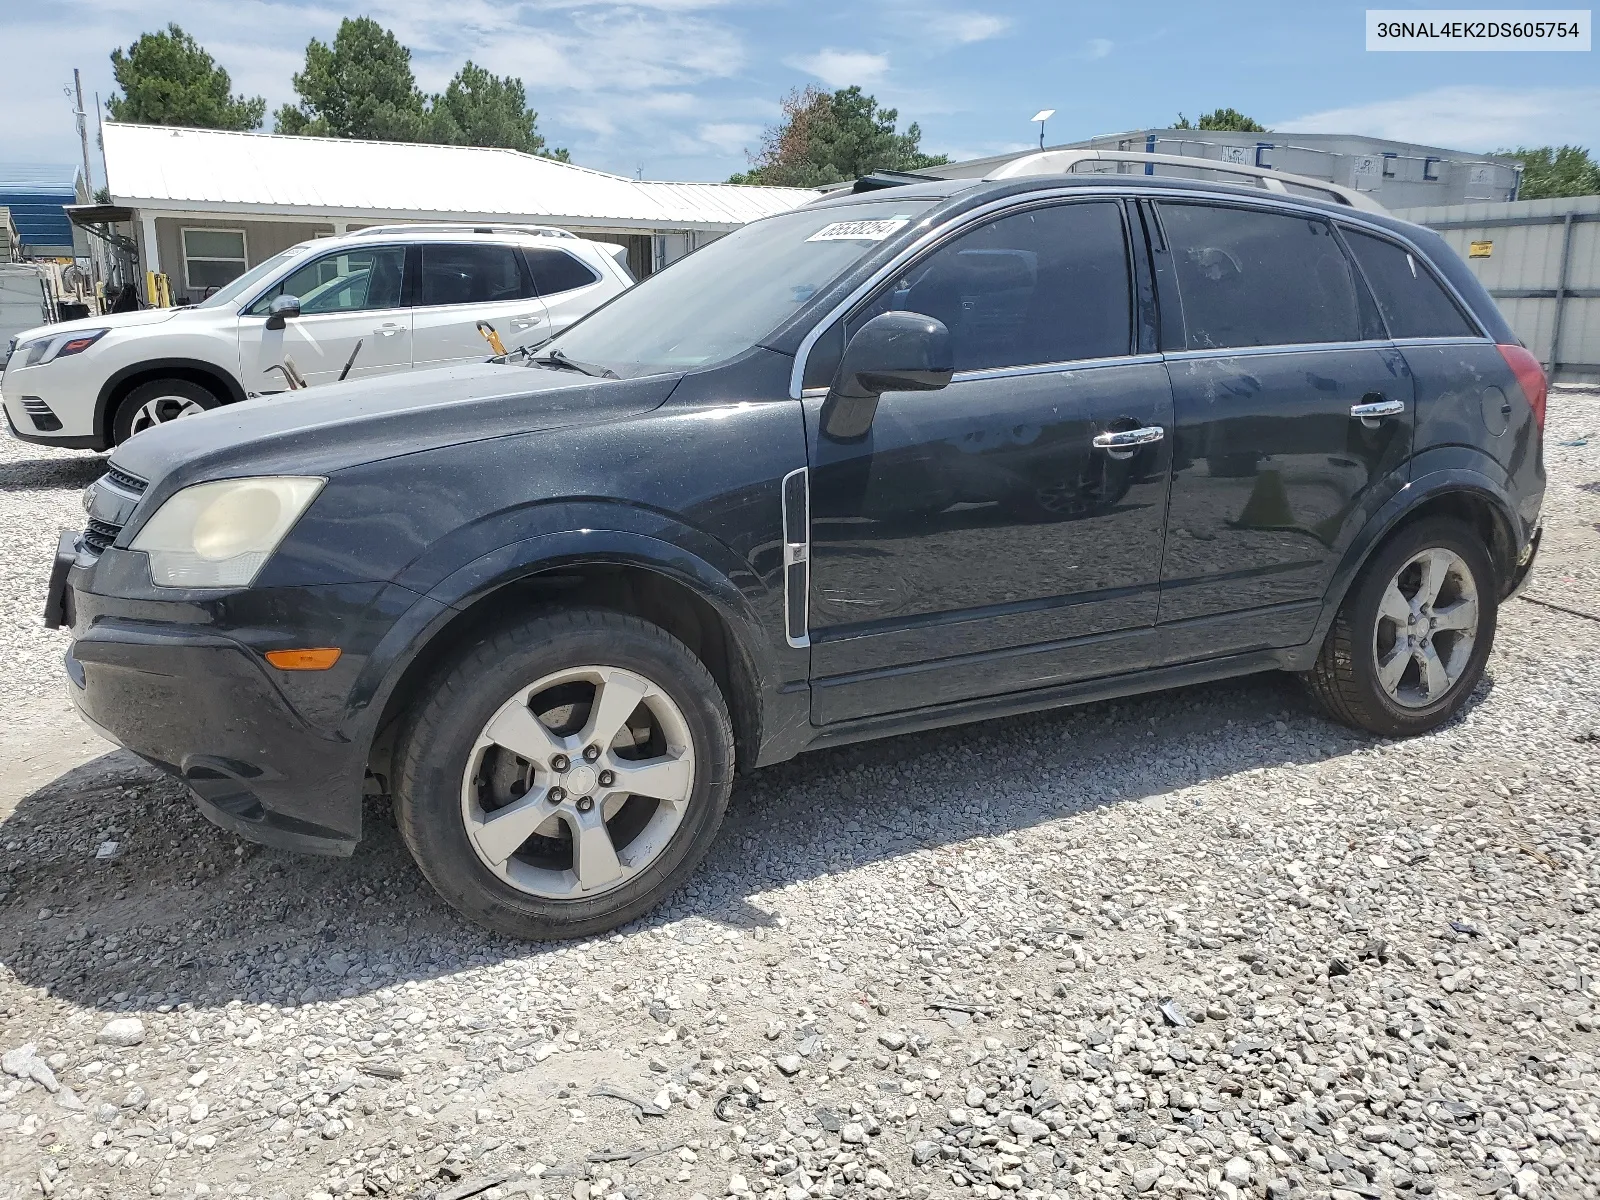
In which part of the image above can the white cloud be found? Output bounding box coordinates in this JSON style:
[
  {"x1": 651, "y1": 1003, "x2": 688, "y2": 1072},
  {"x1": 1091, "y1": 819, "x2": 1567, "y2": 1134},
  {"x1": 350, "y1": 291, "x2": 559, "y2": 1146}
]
[
  {"x1": 787, "y1": 48, "x2": 891, "y2": 88},
  {"x1": 1281, "y1": 85, "x2": 1600, "y2": 153},
  {"x1": 1086, "y1": 37, "x2": 1114, "y2": 59},
  {"x1": 697, "y1": 121, "x2": 764, "y2": 154},
  {"x1": 926, "y1": 12, "x2": 1012, "y2": 45}
]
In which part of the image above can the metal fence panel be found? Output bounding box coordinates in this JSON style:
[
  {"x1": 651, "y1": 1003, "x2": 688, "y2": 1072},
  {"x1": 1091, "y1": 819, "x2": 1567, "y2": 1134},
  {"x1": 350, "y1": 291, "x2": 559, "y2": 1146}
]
[{"x1": 1393, "y1": 196, "x2": 1600, "y2": 383}]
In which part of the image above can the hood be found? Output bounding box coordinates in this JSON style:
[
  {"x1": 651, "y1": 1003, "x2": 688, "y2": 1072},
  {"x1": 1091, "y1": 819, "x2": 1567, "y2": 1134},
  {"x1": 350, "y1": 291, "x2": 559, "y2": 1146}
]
[
  {"x1": 111, "y1": 359, "x2": 684, "y2": 492},
  {"x1": 11, "y1": 307, "x2": 181, "y2": 346}
]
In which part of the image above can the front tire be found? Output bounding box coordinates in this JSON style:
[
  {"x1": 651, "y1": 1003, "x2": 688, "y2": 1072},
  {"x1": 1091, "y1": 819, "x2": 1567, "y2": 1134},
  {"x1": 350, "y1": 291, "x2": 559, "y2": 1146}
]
[
  {"x1": 393, "y1": 609, "x2": 735, "y2": 940},
  {"x1": 112, "y1": 378, "x2": 220, "y2": 444},
  {"x1": 1303, "y1": 517, "x2": 1498, "y2": 737}
]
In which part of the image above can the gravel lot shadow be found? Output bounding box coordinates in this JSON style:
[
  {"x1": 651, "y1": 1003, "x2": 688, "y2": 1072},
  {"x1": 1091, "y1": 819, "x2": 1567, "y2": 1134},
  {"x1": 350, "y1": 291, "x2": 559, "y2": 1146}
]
[
  {"x1": 0, "y1": 453, "x2": 106, "y2": 492},
  {"x1": 0, "y1": 665, "x2": 1422, "y2": 1016}
]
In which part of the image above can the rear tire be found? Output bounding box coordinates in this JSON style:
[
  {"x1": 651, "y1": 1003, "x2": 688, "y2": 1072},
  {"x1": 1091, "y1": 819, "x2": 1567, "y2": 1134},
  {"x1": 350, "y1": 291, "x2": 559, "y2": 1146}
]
[
  {"x1": 112, "y1": 378, "x2": 220, "y2": 444},
  {"x1": 392, "y1": 609, "x2": 735, "y2": 940},
  {"x1": 1303, "y1": 517, "x2": 1498, "y2": 738}
]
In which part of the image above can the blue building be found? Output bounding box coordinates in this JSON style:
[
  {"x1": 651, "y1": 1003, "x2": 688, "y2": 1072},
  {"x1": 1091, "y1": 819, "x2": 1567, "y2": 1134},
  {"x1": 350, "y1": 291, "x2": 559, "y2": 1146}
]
[{"x1": 0, "y1": 163, "x2": 81, "y2": 256}]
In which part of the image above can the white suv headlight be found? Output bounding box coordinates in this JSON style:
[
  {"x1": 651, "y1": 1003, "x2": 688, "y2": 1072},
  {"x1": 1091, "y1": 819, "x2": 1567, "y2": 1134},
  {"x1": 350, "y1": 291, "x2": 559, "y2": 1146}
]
[
  {"x1": 129, "y1": 477, "x2": 325, "y2": 588},
  {"x1": 20, "y1": 328, "x2": 108, "y2": 366}
]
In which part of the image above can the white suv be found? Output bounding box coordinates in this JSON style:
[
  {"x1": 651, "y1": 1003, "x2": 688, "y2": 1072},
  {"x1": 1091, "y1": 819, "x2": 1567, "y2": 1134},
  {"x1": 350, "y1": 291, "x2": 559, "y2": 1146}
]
[{"x1": 1, "y1": 224, "x2": 633, "y2": 450}]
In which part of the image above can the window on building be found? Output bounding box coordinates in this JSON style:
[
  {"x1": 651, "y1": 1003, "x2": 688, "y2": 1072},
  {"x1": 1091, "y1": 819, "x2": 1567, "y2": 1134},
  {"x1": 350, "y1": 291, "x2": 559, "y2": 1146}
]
[
  {"x1": 419, "y1": 244, "x2": 533, "y2": 306},
  {"x1": 1424, "y1": 157, "x2": 1442, "y2": 181},
  {"x1": 1157, "y1": 202, "x2": 1362, "y2": 350},
  {"x1": 1341, "y1": 228, "x2": 1474, "y2": 339},
  {"x1": 1382, "y1": 153, "x2": 1398, "y2": 179},
  {"x1": 523, "y1": 246, "x2": 600, "y2": 296},
  {"x1": 182, "y1": 228, "x2": 248, "y2": 292}
]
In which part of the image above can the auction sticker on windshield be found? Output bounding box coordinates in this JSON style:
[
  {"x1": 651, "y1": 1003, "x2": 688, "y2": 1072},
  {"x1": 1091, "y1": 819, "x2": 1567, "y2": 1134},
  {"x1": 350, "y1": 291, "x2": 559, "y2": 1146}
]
[{"x1": 807, "y1": 217, "x2": 912, "y2": 242}]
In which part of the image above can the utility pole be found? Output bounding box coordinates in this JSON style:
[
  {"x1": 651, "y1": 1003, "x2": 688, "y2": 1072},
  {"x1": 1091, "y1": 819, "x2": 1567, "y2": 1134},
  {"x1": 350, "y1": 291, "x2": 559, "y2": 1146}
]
[{"x1": 73, "y1": 69, "x2": 103, "y2": 296}]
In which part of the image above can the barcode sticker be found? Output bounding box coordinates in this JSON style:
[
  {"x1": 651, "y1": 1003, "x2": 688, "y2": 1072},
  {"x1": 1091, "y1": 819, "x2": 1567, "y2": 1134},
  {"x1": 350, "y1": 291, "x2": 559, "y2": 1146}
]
[{"x1": 807, "y1": 218, "x2": 911, "y2": 242}]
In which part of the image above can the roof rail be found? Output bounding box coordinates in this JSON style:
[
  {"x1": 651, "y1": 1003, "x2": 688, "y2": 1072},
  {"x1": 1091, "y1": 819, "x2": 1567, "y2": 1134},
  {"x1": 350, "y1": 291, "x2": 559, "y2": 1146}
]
[
  {"x1": 986, "y1": 150, "x2": 1386, "y2": 212},
  {"x1": 346, "y1": 222, "x2": 579, "y2": 239}
]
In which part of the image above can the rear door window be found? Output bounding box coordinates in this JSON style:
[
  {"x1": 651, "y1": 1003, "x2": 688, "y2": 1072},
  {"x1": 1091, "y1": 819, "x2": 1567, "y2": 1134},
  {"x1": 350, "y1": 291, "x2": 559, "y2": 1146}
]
[
  {"x1": 1340, "y1": 228, "x2": 1476, "y2": 339},
  {"x1": 847, "y1": 200, "x2": 1133, "y2": 372},
  {"x1": 419, "y1": 244, "x2": 534, "y2": 306},
  {"x1": 1157, "y1": 203, "x2": 1363, "y2": 350},
  {"x1": 524, "y1": 246, "x2": 601, "y2": 296}
]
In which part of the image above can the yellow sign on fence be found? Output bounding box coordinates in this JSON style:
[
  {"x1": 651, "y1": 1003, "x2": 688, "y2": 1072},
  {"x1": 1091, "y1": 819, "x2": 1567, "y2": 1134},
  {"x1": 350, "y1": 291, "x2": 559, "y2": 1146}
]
[{"x1": 1469, "y1": 240, "x2": 1494, "y2": 258}]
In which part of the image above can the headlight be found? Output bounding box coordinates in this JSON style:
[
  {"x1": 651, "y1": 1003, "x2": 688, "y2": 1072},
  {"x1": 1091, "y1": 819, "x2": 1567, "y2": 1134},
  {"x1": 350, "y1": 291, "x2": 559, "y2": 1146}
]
[
  {"x1": 20, "y1": 328, "x2": 108, "y2": 367},
  {"x1": 129, "y1": 477, "x2": 325, "y2": 588}
]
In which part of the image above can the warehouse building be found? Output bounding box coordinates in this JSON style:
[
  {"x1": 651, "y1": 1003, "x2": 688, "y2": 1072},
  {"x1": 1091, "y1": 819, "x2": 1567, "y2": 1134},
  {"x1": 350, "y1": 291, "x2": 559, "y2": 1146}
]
[
  {"x1": 939, "y1": 130, "x2": 1522, "y2": 208},
  {"x1": 69, "y1": 124, "x2": 814, "y2": 306}
]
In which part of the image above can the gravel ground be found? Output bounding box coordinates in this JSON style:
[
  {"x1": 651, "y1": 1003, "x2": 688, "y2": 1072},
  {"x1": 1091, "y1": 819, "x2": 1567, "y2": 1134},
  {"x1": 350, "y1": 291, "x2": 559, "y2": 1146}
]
[{"x1": 0, "y1": 391, "x2": 1596, "y2": 1200}]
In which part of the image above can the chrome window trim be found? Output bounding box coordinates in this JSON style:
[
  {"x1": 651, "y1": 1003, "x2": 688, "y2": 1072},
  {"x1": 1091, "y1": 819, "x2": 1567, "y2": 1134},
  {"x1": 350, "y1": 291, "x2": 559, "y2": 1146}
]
[
  {"x1": 1389, "y1": 335, "x2": 1495, "y2": 348},
  {"x1": 789, "y1": 183, "x2": 1491, "y2": 397},
  {"x1": 1163, "y1": 338, "x2": 1393, "y2": 362},
  {"x1": 951, "y1": 352, "x2": 1164, "y2": 383}
]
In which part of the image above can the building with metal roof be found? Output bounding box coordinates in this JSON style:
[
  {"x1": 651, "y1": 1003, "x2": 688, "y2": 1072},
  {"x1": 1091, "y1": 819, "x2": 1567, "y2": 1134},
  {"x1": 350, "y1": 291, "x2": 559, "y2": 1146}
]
[
  {"x1": 84, "y1": 123, "x2": 816, "y2": 303},
  {"x1": 0, "y1": 163, "x2": 82, "y2": 257},
  {"x1": 935, "y1": 130, "x2": 1522, "y2": 210}
]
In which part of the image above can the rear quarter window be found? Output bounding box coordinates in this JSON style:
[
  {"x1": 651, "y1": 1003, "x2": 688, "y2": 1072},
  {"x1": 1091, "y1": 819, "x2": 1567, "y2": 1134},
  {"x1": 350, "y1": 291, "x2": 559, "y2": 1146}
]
[{"x1": 1340, "y1": 228, "x2": 1476, "y2": 339}]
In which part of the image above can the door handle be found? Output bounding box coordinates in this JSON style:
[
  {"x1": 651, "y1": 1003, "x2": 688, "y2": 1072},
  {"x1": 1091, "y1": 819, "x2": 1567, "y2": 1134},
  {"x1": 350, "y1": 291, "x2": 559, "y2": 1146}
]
[
  {"x1": 1092, "y1": 425, "x2": 1165, "y2": 456},
  {"x1": 510, "y1": 314, "x2": 542, "y2": 332},
  {"x1": 372, "y1": 323, "x2": 403, "y2": 337},
  {"x1": 1350, "y1": 397, "x2": 1405, "y2": 425}
]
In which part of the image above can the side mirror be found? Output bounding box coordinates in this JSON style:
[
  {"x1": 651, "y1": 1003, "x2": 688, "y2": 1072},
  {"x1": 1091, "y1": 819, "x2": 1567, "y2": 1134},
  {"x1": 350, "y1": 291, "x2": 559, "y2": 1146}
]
[
  {"x1": 264, "y1": 294, "x2": 302, "y2": 331},
  {"x1": 820, "y1": 311, "x2": 953, "y2": 440}
]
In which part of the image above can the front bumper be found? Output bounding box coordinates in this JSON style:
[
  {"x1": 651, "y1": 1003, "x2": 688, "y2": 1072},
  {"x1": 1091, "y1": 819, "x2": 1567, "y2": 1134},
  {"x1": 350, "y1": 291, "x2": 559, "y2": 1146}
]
[
  {"x1": 68, "y1": 622, "x2": 363, "y2": 856},
  {"x1": 64, "y1": 550, "x2": 438, "y2": 857}
]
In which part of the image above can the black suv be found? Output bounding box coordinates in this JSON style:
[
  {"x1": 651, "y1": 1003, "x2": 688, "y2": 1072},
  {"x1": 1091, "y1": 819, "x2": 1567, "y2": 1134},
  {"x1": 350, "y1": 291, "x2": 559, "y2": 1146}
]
[{"x1": 51, "y1": 174, "x2": 1546, "y2": 938}]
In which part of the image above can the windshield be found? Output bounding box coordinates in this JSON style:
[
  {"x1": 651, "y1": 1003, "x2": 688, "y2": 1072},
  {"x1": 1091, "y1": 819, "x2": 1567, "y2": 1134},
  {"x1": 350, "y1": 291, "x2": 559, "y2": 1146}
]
[
  {"x1": 193, "y1": 246, "x2": 311, "y2": 310},
  {"x1": 537, "y1": 199, "x2": 936, "y2": 379}
]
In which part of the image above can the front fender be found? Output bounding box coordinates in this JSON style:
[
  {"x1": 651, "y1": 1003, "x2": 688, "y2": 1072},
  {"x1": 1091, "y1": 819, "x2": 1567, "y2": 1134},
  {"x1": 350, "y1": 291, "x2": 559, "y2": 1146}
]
[
  {"x1": 1283, "y1": 449, "x2": 1524, "y2": 670},
  {"x1": 342, "y1": 522, "x2": 798, "y2": 772}
]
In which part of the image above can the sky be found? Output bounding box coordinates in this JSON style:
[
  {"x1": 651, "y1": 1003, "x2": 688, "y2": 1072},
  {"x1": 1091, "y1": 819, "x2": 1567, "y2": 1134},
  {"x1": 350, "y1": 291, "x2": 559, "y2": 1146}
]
[{"x1": 0, "y1": 0, "x2": 1596, "y2": 185}]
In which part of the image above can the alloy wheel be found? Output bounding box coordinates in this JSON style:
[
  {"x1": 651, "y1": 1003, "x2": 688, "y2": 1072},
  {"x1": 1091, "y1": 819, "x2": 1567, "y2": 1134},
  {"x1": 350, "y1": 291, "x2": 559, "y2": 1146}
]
[
  {"x1": 460, "y1": 665, "x2": 695, "y2": 899},
  {"x1": 1372, "y1": 547, "x2": 1480, "y2": 709},
  {"x1": 128, "y1": 395, "x2": 208, "y2": 436}
]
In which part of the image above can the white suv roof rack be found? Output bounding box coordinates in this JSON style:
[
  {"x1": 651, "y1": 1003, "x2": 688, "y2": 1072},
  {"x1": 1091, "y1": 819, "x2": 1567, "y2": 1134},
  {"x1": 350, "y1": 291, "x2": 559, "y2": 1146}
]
[
  {"x1": 985, "y1": 150, "x2": 1386, "y2": 213},
  {"x1": 347, "y1": 223, "x2": 579, "y2": 239}
]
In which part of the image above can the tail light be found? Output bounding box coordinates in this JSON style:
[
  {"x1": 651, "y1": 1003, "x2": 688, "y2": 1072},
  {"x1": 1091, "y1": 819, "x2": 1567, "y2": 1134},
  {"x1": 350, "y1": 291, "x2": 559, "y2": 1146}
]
[{"x1": 1497, "y1": 342, "x2": 1547, "y2": 434}]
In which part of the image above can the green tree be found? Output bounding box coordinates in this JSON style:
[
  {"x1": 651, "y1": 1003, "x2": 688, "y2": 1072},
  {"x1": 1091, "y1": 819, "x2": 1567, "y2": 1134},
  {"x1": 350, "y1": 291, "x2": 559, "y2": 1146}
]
[
  {"x1": 428, "y1": 62, "x2": 567, "y2": 159},
  {"x1": 729, "y1": 86, "x2": 949, "y2": 187},
  {"x1": 274, "y1": 17, "x2": 428, "y2": 140},
  {"x1": 1502, "y1": 145, "x2": 1600, "y2": 199},
  {"x1": 106, "y1": 23, "x2": 266, "y2": 130},
  {"x1": 1172, "y1": 108, "x2": 1269, "y2": 132}
]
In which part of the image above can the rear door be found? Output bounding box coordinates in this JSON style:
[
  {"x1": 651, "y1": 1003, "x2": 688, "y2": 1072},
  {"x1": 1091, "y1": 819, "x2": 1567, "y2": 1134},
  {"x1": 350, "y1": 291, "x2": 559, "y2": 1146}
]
[
  {"x1": 523, "y1": 245, "x2": 613, "y2": 339},
  {"x1": 411, "y1": 243, "x2": 549, "y2": 368},
  {"x1": 237, "y1": 244, "x2": 412, "y2": 391},
  {"x1": 1150, "y1": 200, "x2": 1415, "y2": 661},
  {"x1": 803, "y1": 199, "x2": 1175, "y2": 724}
]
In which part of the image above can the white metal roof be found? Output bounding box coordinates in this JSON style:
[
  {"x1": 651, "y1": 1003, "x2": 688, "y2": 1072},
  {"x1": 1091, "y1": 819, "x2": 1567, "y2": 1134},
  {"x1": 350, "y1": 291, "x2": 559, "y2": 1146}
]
[{"x1": 101, "y1": 123, "x2": 813, "y2": 232}]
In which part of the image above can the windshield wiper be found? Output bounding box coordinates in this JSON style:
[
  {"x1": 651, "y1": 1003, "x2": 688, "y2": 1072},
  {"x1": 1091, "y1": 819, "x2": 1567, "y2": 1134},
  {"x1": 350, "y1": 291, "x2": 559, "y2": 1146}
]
[{"x1": 526, "y1": 346, "x2": 617, "y2": 379}]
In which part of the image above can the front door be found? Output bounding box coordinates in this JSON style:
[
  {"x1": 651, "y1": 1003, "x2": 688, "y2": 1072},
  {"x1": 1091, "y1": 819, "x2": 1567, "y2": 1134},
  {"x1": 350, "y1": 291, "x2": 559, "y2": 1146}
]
[
  {"x1": 1150, "y1": 200, "x2": 1416, "y2": 661},
  {"x1": 411, "y1": 243, "x2": 550, "y2": 368},
  {"x1": 803, "y1": 200, "x2": 1175, "y2": 725},
  {"x1": 238, "y1": 243, "x2": 413, "y2": 392}
]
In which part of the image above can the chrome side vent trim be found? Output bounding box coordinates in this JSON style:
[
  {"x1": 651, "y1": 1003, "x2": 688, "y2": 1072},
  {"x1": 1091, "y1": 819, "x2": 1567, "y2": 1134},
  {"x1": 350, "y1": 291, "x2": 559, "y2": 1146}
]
[{"x1": 781, "y1": 467, "x2": 810, "y2": 649}]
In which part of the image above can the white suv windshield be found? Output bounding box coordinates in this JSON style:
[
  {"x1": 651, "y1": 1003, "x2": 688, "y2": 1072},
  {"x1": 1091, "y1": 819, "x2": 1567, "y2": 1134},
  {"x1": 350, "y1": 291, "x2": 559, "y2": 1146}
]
[
  {"x1": 537, "y1": 199, "x2": 936, "y2": 379},
  {"x1": 193, "y1": 246, "x2": 310, "y2": 310}
]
